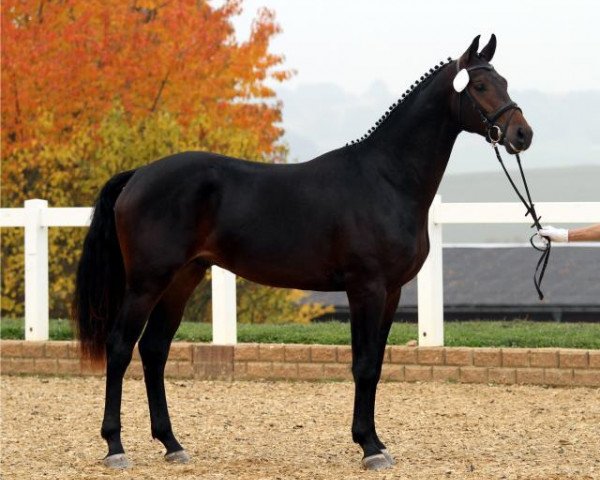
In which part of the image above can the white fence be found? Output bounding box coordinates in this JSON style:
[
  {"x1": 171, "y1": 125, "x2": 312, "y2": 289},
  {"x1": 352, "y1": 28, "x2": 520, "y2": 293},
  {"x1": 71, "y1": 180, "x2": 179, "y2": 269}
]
[{"x1": 1, "y1": 197, "x2": 599, "y2": 346}]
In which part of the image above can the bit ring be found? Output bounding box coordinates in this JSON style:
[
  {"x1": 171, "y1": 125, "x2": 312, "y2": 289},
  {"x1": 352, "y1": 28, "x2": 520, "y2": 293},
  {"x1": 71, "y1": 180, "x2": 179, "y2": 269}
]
[{"x1": 488, "y1": 125, "x2": 502, "y2": 144}]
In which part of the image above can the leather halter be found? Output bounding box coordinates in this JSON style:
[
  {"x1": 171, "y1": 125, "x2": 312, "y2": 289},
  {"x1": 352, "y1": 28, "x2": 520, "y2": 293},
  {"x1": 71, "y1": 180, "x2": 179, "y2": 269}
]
[{"x1": 457, "y1": 64, "x2": 522, "y2": 145}]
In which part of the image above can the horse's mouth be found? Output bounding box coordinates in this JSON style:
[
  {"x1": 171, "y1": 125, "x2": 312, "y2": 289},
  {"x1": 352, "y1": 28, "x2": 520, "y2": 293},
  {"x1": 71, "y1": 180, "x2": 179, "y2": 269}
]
[
  {"x1": 505, "y1": 140, "x2": 522, "y2": 154},
  {"x1": 484, "y1": 134, "x2": 522, "y2": 154},
  {"x1": 499, "y1": 136, "x2": 524, "y2": 155}
]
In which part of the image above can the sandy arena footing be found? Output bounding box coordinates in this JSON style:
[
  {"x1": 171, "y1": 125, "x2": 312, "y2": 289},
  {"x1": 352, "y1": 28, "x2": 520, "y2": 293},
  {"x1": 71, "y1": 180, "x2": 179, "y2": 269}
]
[{"x1": 1, "y1": 376, "x2": 599, "y2": 479}]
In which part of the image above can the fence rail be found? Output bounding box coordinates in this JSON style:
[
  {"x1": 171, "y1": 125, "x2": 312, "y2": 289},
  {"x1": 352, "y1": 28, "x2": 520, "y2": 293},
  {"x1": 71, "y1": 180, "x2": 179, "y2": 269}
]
[{"x1": 2, "y1": 198, "x2": 599, "y2": 346}]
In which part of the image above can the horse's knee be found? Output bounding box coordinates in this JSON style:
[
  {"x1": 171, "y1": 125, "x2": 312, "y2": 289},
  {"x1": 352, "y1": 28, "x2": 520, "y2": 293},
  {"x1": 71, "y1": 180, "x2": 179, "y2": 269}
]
[{"x1": 352, "y1": 357, "x2": 381, "y2": 384}]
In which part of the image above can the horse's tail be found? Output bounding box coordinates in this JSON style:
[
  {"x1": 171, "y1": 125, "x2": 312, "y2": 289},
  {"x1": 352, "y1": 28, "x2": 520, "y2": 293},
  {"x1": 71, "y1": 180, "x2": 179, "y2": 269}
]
[{"x1": 71, "y1": 169, "x2": 136, "y2": 363}]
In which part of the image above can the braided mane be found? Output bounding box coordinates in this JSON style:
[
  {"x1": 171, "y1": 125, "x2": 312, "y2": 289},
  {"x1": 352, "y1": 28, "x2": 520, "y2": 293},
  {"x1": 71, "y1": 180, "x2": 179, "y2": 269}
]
[{"x1": 346, "y1": 56, "x2": 454, "y2": 146}]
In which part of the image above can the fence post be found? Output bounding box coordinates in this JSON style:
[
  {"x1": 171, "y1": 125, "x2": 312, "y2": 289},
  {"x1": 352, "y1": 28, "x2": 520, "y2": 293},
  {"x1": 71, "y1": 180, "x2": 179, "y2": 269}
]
[
  {"x1": 417, "y1": 195, "x2": 444, "y2": 346},
  {"x1": 24, "y1": 199, "x2": 49, "y2": 341},
  {"x1": 211, "y1": 266, "x2": 237, "y2": 344}
]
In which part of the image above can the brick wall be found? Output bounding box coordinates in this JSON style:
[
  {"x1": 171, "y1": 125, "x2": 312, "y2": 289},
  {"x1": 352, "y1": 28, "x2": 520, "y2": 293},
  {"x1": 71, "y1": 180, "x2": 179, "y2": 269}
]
[{"x1": 1, "y1": 340, "x2": 598, "y2": 387}]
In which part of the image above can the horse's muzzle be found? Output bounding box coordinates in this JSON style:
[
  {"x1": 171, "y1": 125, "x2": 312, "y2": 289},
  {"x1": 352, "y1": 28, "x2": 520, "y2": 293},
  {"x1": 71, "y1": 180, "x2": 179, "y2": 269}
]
[{"x1": 504, "y1": 122, "x2": 533, "y2": 154}]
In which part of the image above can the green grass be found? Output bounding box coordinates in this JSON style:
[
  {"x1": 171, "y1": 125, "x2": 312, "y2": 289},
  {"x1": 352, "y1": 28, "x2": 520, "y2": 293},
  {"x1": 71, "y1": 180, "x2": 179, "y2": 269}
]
[
  {"x1": 1, "y1": 318, "x2": 75, "y2": 341},
  {"x1": 1, "y1": 318, "x2": 599, "y2": 349}
]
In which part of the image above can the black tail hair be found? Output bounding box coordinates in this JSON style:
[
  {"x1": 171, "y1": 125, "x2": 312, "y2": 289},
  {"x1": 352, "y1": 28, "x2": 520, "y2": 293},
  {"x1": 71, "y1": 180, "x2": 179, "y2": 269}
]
[{"x1": 71, "y1": 169, "x2": 136, "y2": 363}]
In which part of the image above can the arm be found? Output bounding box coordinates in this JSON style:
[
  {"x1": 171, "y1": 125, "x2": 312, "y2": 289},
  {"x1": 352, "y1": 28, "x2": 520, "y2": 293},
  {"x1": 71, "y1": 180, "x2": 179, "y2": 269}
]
[
  {"x1": 568, "y1": 224, "x2": 600, "y2": 242},
  {"x1": 539, "y1": 224, "x2": 600, "y2": 243}
]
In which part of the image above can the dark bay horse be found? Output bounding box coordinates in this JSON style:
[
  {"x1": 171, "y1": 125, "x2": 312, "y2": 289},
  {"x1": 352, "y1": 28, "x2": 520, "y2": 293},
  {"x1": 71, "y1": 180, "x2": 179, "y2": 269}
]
[{"x1": 73, "y1": 35, "x2": 532, "y2": 470}]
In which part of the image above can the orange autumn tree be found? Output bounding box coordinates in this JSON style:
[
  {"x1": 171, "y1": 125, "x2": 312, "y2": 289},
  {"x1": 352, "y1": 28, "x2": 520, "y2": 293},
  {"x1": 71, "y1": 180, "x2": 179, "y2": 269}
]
[
  {"x1": 1, "y1": 0, "x2": 287, "y2": 156},
  {"x1": 1, "y1": 0, "x2": 332, "y2": 323}
]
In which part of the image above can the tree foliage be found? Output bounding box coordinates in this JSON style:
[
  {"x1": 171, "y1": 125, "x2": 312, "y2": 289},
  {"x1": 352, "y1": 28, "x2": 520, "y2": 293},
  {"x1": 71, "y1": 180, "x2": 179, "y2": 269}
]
[
  {"x1": 1, "y1": 0, "x2": 332, "y2": 323},
  {"x1": 1, "y1": 0, "x2": 288, "y2": 156}
]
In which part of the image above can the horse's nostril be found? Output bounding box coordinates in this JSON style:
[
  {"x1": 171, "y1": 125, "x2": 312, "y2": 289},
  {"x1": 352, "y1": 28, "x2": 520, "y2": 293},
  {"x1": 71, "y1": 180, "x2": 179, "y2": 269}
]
[{"x1": 517, "y1": 127, "x2": 525, "y2": 139}]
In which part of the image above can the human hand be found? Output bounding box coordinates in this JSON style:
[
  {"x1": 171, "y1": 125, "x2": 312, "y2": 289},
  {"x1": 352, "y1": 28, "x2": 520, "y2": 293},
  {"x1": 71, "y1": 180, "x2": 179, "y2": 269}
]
[{"x1": 538, "y1": 226, "x2": 569, "y2": 243}]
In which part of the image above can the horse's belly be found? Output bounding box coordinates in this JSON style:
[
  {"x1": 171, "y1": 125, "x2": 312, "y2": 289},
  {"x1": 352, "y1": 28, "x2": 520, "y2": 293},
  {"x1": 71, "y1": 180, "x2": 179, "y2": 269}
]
[
  {"x1": 214, "y1": 256, "x2": 342, "y2": 291},
  {"x1": 200, "y1": 229, "x2": 342, "y2": 291}
]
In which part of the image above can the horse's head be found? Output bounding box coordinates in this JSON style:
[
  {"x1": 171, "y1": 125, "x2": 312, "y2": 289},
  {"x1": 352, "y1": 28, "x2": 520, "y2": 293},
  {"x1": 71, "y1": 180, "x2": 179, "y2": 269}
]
[{"x1": 452, "y1": 35, "x2": 533, "y2": 154}]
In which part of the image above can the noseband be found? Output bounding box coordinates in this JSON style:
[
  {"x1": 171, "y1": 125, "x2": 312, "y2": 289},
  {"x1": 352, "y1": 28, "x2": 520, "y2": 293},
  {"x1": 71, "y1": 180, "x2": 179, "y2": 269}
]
[{"x1": 457, "y1": 64, "x2": 521, "y2": 146}]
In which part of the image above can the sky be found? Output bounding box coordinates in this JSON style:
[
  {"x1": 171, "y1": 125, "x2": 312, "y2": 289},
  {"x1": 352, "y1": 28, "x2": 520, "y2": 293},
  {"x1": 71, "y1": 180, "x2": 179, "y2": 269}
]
[
  {"x1": 226, "y1": 1, "x2": 600, "y2": 174},
  {"x1": 232, "y1": 0, "x2": 600, "y2": 94}
]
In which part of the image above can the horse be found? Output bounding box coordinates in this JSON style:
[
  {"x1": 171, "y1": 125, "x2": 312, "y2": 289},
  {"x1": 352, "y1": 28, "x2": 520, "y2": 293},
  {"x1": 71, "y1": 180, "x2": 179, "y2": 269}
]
[{"x1": 72, "y1": 34, "x2": 532, "y2": 470}]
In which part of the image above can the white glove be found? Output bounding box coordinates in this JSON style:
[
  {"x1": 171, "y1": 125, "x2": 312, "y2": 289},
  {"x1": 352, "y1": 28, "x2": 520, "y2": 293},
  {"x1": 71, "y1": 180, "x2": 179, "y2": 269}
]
[{"x1": 538, "y1": 225, "x2": 569, "y2": 243}]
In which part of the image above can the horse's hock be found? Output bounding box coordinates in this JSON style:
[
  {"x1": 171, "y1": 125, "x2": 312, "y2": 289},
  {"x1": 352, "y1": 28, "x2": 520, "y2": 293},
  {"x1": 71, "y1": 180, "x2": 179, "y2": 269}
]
[{"x1": 1, "y1": 340, "x2": 599, "y2": 387}]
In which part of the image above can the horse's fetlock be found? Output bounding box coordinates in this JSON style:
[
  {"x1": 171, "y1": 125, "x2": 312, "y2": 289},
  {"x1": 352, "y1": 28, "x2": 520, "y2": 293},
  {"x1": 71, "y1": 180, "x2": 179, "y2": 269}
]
[
  {"x1": 101, "y1": 423, "x2": 121, "y2": 441},
  {"x1": 152, "y1": 427, "x2": 171, "y2": 441},
  {"x1": 352, "y1": 425, "x2": 375, "y2": 445}
]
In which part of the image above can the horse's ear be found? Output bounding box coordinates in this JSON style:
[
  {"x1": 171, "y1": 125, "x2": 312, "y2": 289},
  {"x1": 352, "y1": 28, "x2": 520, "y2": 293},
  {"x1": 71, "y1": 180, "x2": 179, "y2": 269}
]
[
  {"x1": 479, "y1": 34, "x2": 497, "y2": 62},
  {"x1": 458, "y1": 35, "x2": 480, "y2": 68}
]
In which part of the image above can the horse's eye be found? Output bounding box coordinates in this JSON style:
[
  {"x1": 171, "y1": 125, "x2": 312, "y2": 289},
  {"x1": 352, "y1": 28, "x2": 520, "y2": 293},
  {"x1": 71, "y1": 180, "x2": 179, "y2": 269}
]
[{"x1": 474, "y1": 83, "x2": 486, "y2": 92}]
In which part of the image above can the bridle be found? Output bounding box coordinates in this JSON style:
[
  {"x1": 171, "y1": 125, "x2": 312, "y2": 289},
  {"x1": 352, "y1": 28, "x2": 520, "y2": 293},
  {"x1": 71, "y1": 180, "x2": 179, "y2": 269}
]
[
  {"x1": 456, "y1": 63, "x2": 522, "y2": 146},
  {"x1": 456, "y1": 61, "x2": 551, "y2": 301}
]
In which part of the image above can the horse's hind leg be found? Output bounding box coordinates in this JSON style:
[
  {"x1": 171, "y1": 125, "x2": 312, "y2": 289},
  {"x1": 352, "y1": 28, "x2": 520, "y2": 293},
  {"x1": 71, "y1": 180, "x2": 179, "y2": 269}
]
[
  {"x1": 101, "y1": 283, "x2": 167, "y2": 468},
  {"x1": 138, "y1": 261, "x2": 207, "y2": 464}
]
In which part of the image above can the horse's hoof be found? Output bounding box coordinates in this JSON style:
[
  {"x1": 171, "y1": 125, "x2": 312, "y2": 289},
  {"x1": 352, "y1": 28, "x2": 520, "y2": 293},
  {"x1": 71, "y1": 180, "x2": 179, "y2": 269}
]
[
  {"x1": 165, "y1": 449, "x2": 190, "y2": 464},
  {"x1": 362, "y1": 453, "x2": 392, "y2": 470},
  {"x1": 381, "y1": 448, "x2": 395, "y2": 465},
  {"x1": 103, "y1": 453, "x2": 131, "y2": 469}
]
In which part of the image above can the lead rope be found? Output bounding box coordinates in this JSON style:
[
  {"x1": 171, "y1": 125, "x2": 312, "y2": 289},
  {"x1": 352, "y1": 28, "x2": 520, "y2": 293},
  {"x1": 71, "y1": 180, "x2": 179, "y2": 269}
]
[{"x1": 492, "y1": 143, "x2": 550, "y2": 300}]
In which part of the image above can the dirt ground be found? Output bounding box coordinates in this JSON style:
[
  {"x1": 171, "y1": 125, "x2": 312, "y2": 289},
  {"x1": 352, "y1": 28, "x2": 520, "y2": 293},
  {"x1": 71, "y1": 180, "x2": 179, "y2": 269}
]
[{"x1": 1, "y1": 376, "x2": 599, "y2": 480}]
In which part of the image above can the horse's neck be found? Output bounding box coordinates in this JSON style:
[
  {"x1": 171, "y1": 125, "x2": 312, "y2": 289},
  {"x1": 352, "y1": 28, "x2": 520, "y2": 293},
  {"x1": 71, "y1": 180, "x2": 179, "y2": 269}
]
[{"x1": 368, "y1": 79, "x2": 459, "y2": 208}]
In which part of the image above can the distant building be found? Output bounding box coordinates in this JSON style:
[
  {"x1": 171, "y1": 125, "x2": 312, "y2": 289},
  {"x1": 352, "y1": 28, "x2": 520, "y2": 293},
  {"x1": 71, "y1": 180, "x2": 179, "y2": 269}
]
[{"x1": 304, "y1": 246, "x2": 600, "y2": 322}]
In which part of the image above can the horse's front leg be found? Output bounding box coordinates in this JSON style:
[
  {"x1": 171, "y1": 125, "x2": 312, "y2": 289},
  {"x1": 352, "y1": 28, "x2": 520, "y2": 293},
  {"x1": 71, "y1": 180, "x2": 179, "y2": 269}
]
[{"x1": 347, "y1": 280, "x2": 398, "y2": 470}]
